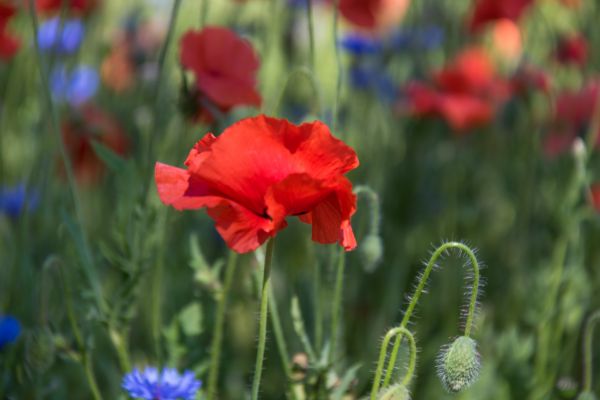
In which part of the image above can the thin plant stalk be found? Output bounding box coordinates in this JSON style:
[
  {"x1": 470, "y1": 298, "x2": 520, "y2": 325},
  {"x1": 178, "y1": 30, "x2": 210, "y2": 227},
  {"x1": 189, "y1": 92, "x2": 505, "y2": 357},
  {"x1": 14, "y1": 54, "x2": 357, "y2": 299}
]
[
  {"x1": 370, "y1": 327, "x2": 417, "y2": 399},
  {"x1": 207, "y1": 251, "x2": 239, "y2": 399},
  {"x1": 251, "y1": 239, "x2": 275, "y2": 400},
  {"x1": 381, "y1": 242, "x2": 481, "y2": 389},
  {"x1": 332, "y1": 0, "x2": 342, "y2": 132},
  {"x1": 329, "y1": 249, "x2": 346, "y2": 364},
  {"x1": 305, "y1": 0, "x2": 315, "y2": 71},
  {"x1": 582, "y1": 310, "x2": 600, "y2": 392}
]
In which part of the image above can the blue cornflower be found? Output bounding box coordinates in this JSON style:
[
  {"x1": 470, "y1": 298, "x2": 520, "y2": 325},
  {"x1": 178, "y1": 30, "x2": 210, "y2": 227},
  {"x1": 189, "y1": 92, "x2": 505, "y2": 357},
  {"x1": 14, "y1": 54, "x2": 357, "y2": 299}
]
[
  {"x1": 37, "y1": 17, "x2": 85, "y2": 54},
  {"x1": 51, "y1": 65, "x2": 99, "y2": 106},
  {"x1": 389, "y1": 26, "x2": 444, "y2": 51},
  {"x1": 122, "y1": 367, "x2": 202, "y2": 400},
  {"x1": 0, "y1": 184, "x2": 38, "y2": 218},
  {"x1": 338, "y1": 33, "x2": 383, "y2": 56},
  {"x1": 0, "y1": 315, "x2": 21, "y2": 350},
  {"x1": 348, "y1": 64, "x2": 397, "y2": 103}
]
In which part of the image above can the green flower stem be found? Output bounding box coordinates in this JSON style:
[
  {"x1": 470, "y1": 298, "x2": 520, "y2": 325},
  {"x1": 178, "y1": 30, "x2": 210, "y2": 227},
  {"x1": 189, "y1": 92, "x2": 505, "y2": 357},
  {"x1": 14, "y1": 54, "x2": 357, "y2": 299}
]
[
  {"x1": 381, "y1": 242, "x2": 481, "y2": 389},
  {"x1": 27, "y1": 0, "x2": 107, "y2": 318},
  {"x1": 151, "y1": 209, "x2": 168, "y2": 364},
  {"x1": 207, "y1": 251, "x2": 238, "y2": 400},
  {"x1": 200, "y1": 0, "x2": 209, "y2": 27},
  {"x1": 354, "y1": 186, "x2": 381, "y2": 235},
  {"x1": 314, "y1": 261, "x2": 323, "y2": 352},
  {"x1": 251, "y1": 239, "x2": 275, "y2": 400},
  {"x1": 268, "y1": 283, "x2": 293, "y2": 380},
  {"x1": 329, "y1": 249, "x2": 346, "y2": 364},
  {"x1": 305, "y1": 0, "x2": 315, "y2": 71},
  {"x1": 582, "y1": 310, "x2": 600, "y2": 392},
  {"x1": 332, "y1": 0, "x2": 342, "y2": 132},
  {"x1": 370, "y1": 327, "x2": 417, "y2": 399}
]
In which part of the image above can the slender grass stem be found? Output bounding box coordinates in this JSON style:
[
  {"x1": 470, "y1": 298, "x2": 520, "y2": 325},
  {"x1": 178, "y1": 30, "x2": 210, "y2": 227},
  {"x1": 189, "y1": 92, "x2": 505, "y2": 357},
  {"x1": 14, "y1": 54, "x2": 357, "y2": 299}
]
[
  {"x1": 329, "y1": 249, "x2": 346, "y2": 364},
  {"x1": 200, "y1": 0, "x2": 209, "y2": 27},
  {"x1": 314, "y1": 261, "x2": 323, "y2": 352},
  {"x1": 332, "y1": 0, "x2": 342, "y2": 132},
  {"x1": 305, "y1": 0, "x2": 315, "y2": 71},
  {"x1": 582, "y1": 310, "x2": 600, "y2": 392},
  {"x1": 251, "y1": 239, "x2": 275, "y2": 400},
  {"x1": 381, "y1": 242, "x2": 481, "y2": 389},
  {"x1": 207, "y1": 251, "x2": 238, "y2": 400},
  {"x1": 370, "y1": 327, "x2": 417, "y2": 399}
]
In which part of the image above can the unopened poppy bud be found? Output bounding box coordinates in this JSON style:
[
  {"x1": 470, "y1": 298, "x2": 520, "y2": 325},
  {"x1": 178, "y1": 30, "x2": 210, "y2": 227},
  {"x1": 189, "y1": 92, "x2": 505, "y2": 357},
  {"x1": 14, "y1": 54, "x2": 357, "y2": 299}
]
[
  {"x1": 437, "y1": 336, "x2": 481, "y2": 393},
  {"x1": 377, "y1": 384, "x2": 411, "y2": 400},
  {"x1": 577, "y1": 392, "x2": 598, "y2": 400},
  {"x1": 361, "y1": 234, "x2": 383, "y2": 272}
]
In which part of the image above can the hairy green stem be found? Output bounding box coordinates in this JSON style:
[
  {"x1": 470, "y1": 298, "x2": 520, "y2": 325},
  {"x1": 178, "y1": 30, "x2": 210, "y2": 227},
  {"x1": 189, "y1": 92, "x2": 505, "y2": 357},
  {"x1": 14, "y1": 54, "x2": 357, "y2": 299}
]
[
  {"x1": 207, "y1": 251, "x2": 238, "y2": 399},
  {"x1": 329, "y1": 249, "x2": 346, "y2": 364},
  {"x1": 370, "y1": 327, "x2": 417, "y2": 399},
  {"x1": 27, "y1": 0, "x2": 107, "y2": 317},
  {"x1": 582, "y1": 310, "x2": 600, "y2": 392},
  {"x1": 382, "y1": 242, "x2": 481, "y2": 388},
  {"x1": 251, "y1": 239, "x2": 275, "y2": 400}
]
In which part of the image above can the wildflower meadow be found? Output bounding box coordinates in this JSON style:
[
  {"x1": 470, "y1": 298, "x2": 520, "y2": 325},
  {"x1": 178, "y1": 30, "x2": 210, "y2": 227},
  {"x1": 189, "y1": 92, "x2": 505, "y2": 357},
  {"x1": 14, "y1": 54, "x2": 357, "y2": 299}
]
[{"x1": 1, "y1": 0, "x2": 600, "y2": 399}]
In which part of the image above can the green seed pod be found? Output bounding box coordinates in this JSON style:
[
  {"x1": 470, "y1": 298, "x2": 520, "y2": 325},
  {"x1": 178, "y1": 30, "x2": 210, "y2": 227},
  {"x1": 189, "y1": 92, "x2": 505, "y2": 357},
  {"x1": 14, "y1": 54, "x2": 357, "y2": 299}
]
[
  {"x1": 25, "y1": 329, "x2": 56, "y2": 373},
  {"x1": 377, "y1": 384, "x2": 411, "y2": 400},
  {"x1": 577, "y1": 392, "x2": 598, "y2": 400},
  {"x1": 437, "y1": 336, "x2": 481, "y2": 393},
  {"x1": 361, "y1": 234, "x2": 384, "y2": 272}
]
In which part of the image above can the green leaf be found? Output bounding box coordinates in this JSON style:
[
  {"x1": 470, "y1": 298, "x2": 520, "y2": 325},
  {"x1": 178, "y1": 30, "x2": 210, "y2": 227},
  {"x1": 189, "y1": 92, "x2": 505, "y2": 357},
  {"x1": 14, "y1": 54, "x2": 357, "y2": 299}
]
[
  {"x1": 178, "y1": 302, "x2": 203, "y2": 337},
  {"x1": 91, "y1": 140, "x2": 126, "y2": 172}
]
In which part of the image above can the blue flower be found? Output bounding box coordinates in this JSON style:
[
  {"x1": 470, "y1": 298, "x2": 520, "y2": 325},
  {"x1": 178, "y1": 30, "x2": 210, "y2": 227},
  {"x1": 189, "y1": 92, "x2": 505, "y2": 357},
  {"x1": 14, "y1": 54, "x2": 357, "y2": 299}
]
[
  {"x1": 0, "y1": 184, "x2": 38, "y2": 218},
  {"x1": 389, "y1": 26, "x2": 444, "y2": 51},
  {"x1": 51, "y1": 65, "x2": 99, "y2": 106},
  {"x1": 122, "y1": 367, "x2": 202, "y2": 400},
  {"x1": 339, "y1": 33, "x2": 383, "y2": 56},
  {"x1": 0, "y1": 315, "x2": 21, "y2": 350},
  {"x1": 348, "y1": 64, "x2": 397, "y2": 103},
  {"x1": 37, "y1": 17, "x2": 85, "y2": 54}
]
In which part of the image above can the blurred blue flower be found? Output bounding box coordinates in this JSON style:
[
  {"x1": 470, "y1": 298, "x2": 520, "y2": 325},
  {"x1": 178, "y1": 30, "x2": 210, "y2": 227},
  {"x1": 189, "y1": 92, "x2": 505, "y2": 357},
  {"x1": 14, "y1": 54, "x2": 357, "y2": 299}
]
[
  {"x1": 0, "y1": 184, "x2": 38, "y2": 218},
  {"x1": 0, "y1": 315, "x2": 21, "y2": 350},
  {"x1": 51, "y1": 65, "x2": 99, "y2": 106},
  {"x1": 122, "y1": 367, "x2": 201, "y2": 400},
  {"x1": 38, "y1": 17, "x2": 85, "y2": 54},
  {"x1": 389, "y1": 26, "x2": 444, "y2": 51},
  {"x1": 339, "y1": 33, "x2": 383, "y2": 56},
  {"x1": 349, "y1": 64, "x2": 397, "y2": 103}
]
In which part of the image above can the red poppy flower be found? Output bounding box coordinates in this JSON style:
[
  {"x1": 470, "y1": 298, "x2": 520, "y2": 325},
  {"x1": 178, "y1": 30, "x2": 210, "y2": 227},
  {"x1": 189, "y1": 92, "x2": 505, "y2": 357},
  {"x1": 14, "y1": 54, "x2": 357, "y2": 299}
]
[
  {"x1": 338, "y1": 0, "x2": 409, "y2": 31},
  {"x1": 61, "y1": 105, "x2": 130, "y2": 184},
  {"x1": 155, "y1": 115, "x2": 359, "y2": 253},
  {"x1": 179, "y1": 27, "x2": 261, "y2": 120},
  {"x1": 543, "y1": 80, "x2": 600, "y2": 157},
  {"x1": 468, "y1": 0, "x2": 534, "y2": 32},
  {"x1": 405, "y1": 48, "x2": 509, "y2": 133},
  {"x1": 591, "y1": 184, "x2": 600, "y2": 212},
  {"x1": 0, "y1": 2, "x2": 20, "y2": 60},
  {"x1": 35, "y1": 0, "x2": 98, "y2": 15},
  {"x1": 555, "y1": 34, "x2": 588, "y2": 66},
  {"x1": 510, "y1": 64, "x2": 551, "y2": 95}
]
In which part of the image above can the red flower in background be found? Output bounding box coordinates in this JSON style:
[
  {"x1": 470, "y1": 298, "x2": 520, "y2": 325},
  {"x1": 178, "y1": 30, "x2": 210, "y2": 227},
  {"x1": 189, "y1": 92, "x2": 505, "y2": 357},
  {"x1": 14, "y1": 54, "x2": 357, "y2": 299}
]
[
  {"x1": 338, "y1": 0, "x2": 410, "y2": 31},
  {"x1": 555, "y1": 34, "x2": 588, "y2": 66},
  {"x1": 591, "y1": 184, "x2": 600, "y2": 212},
  {"x1": 155, "y1": 115, "x2": 359, "y2": 253},
  {"x1": 544, "y1": 80, "x2": 600, "y2": 157},
  {"x1": 35, "y1": 0, "x2": 98, "y2": 15},
  {"x1": 180, "y1": 27, "x2": 261, "y2": 123},
  {"x1": 61, "y1": 105, "x2": 130, "y2": 184},
  {"x1": 510, "y1": 64, "x2": 551, "y2": 95},
  {"x1": 405, "y1": 48, "x2": 509, "y2": 132},
  {"x1": 0, "y1": 2, "x2": 20, "y2": 60},
  {"x1": 468, "y1": 0, "x2": 534, "y2": 32}
]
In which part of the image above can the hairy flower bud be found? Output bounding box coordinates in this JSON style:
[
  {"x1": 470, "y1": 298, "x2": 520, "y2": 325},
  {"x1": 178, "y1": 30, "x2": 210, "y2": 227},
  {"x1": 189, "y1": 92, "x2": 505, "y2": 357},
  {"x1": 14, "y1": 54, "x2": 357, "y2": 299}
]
[
  {"x1": 377, "y1": 384, "x2": 411, "y2": 400},
  {"x1": 437, "y1": 336, "x2": 481, "y2": 393},
  {"x1": 577, "y1": 392, "x2": 598, "y2": 400},
  {"x1": 361, "y1": 234, "x2": 383, "y2": 272}
]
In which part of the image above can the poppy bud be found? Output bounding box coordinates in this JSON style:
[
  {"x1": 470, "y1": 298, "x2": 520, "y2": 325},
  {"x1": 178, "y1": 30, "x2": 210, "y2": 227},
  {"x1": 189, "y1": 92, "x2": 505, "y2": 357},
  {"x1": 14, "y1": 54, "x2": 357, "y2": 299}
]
[
  {"x1": 577, "y1": 392, "x2": 598, "y2": 400},
  {"x1": 361, "y1": 234, "x2": 383, "y2": 272},
  {"x1": 25, "y1": 329, "x2": 56, "y2": 373},
  {"x1": 437, "y1": 336, "x2": 481, "y2": 393},
  {"x1": 377, "y1": 384, "x2": 411, "y2": 400}
]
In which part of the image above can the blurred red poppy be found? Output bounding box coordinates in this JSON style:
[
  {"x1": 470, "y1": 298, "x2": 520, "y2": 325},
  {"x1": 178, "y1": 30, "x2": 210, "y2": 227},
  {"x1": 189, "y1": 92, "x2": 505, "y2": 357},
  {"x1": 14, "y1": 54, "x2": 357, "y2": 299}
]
[
  {"x1": 544, "y1": 80, "x2": 600, "y2": 157},
  {"x1": 591, "y1": 184, "x2": 600, "y2": 212},
  {"x1": 180, "y1": 27, "x2": 261, "y2": 122},
  {"x1": 0, "y1": 2, "x2": 20, "y2": 60},
  {"x1": 510, "y1": 64, "x2": 551, "y2": 95},
  {"x1": 338, "y1": 0, "x2": 410, "y2": 31},
  {"x1": 61, "y1": 105, "x2": 130, "y2": 184},
  {"x1": 555, "y1": 34, "x2": 588, "y2": 66},
  {"x1": 35, "y1": 0, "x2": 98, "y2": 15},
  {"x1": 468, "y1": 0, "x2": 534, "y2": 32},
  {"x1": 155, "y1": 115, "x2": 359, "y2": 253},
  {"x1": 405, "y1": 48, "x2": 509, "y2": 133}
]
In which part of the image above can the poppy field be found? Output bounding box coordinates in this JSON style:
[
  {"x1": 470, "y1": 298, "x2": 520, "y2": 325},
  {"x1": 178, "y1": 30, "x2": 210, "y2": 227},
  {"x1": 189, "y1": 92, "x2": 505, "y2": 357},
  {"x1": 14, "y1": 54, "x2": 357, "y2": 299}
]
[{"x1": 2, "y1": 0, "x2": 600, "y2": 399}]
